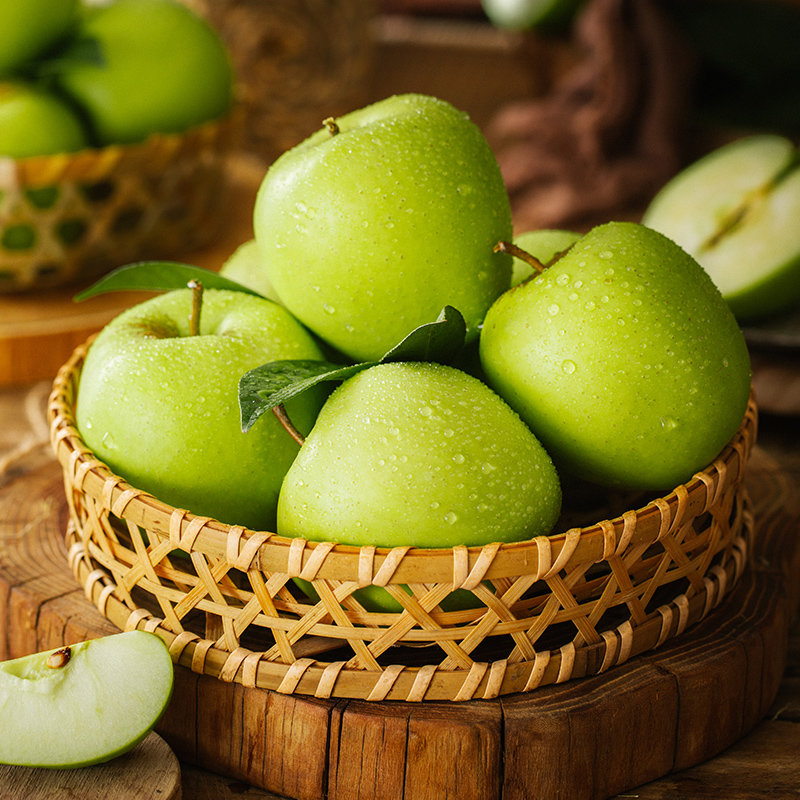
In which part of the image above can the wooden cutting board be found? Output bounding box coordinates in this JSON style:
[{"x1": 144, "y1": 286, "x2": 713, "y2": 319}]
[
  {"x1": 0, "y1": 154, "x2": 265, "y2": 389},
  {"x1": 0, "y1": 733, "x2": 181, "y2": 800},
  {"x1": 1, "y1": 444, "x2": 799, "y2": 800}
]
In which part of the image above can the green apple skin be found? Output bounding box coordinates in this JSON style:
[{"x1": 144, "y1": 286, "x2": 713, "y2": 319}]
[
  {"x1": 0, "y1": 0, "x2": 79, "y2": 75},
  {"x1": 0, "y1": 80, "x2": 88, "y2": 157},
  {"x1": 482, "y1": 0, "x2": 584, "y2": 31},
  {"x1": 480, "y1": 221, "x2": 752, "y2": 491},
  {"x1": 642, "y1": 135, "x2": 800, "y2": 323},
  {"x1": 0, "y1": 631, "x2": 173, "y2": 768},
  {"x1": 253, "y1": 93, "x2": 513, "y2": 362},
  {"x1": 277, "y1": 361, "x2": 561, "y2": 550},
  {"x1": 219, "y1": 239, "x2": 282, "y2": 304},
  {"x1": 54, "y1": 0, "x2": 234, "y2": 145},
  {"x1": 511, "y1": 228, "x2": 581, "y2": 286},
  {"x1": 76, "y1": 288, "x2": 326, "y2": 531}
]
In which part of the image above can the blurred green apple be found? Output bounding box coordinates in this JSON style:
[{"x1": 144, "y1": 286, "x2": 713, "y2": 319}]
[
  {"x1": 480, "y1": 221, "x2": 751, "y2": 490},
  {"x1": 482, "y1": 0, "x2": 584, "y2": 31},
  {"x1": 53, "y1": 0, "x2": 234, "y2": 144},
  {"x1": 511, "y1": 228, "x2": 581, "y2": 286},
  {"x1": 0, "y1": 631, "x2": 172, "y2": 768},
  {"x1": 643, "y1": 134, "x2": 800, "y2": 322},
  {"x1": 0, "y1": 80, "x2": 87, "y2": 157},
  {"x1": 76, "y1": 287, "x2": 325, "y2": 530},
  {"x1": 253, "y1": 93, "x2": 513, "y2": 362},
  {"x1": 0, "y1": 0, "x2": 79, "y2": 76}
]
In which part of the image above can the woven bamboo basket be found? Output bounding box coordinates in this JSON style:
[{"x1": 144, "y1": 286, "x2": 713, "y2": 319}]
[
  {"x1": 49, "y1": 337, "x2": 757, "y2": 703},
  {"x1": 0, "y1": 113, "x2": 240, "y2": 293}
]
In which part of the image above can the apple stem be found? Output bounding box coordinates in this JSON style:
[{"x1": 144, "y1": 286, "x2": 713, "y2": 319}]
[
  {"x1": 494, "y1": 240, "x2": 546, "y2": 274},
  {"x1": 273, "y1": 404, "x2": 306, "y2": 446},
  {"x1": 188, "y1": 279, "x2": 203, "y2": 336},
  {"x1": 323, "y1": 117, "x2": 340, "y2": 136}
]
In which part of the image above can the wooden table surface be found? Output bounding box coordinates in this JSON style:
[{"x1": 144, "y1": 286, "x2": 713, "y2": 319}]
[{"x1": 2, "y1": 12, "x2": 800, "y2": 798}]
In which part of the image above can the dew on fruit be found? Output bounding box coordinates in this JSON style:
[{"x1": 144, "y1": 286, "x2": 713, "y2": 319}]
[
  {"x1": 556, "y1": 274, "x2": 570, "y2": 286},
  {"x1": 599, "y1": 251, "x2": 614, "y2": 259},
  {"x1": 430, "y1": 501, "x2": 440, "y2": 510},
  {"x1": 443, "y1": 428, "x2": 454, "y2": 438},
  {"x1": 323, "y1": 303, "x2": 336, "y2": 314},
  {"x1": 481, "y1": 462, "x2": 496, "y2": 473},
  {"x1": 660, "y1": 416, "x2": 678, "y2": 430},
  {"x1": 548, "y1": 304, "x2": 560, "y2": 316},
  {"x1": 453, "y1": 453, "x2": 465, "y2": 464},
  {"x1": 419, "y1": 406, "x2": 433, "y2": 417},
  {"x1": 561, "y1": 360, "x2": 577, "y2": 374},
  {"x1": 444, "y1": 512, "x2": 458, "y2": 525},
  {"x1": 585, "y1": 301, "x2": 596, "y2": 311}
]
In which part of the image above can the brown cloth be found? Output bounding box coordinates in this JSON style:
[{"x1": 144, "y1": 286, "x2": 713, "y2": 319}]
[{"x1": 487, "y1": 0, "x2": 696, "y2": 232}]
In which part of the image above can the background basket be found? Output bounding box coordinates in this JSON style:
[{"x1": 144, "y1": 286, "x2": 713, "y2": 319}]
[
  {"x1": 0, "y1": 113, "x2": 240, "y2": 293},
  {"x1": 49, "y1": 338, "x2": 757, "y2": 703}
]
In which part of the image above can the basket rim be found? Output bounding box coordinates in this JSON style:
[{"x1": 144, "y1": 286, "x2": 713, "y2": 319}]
[
  {"x1": 48, "y1": 335, "x2": 758, "y2": 588},
  {"x1": 1, "y1": 107, "x2": 244, "y2": 189}
]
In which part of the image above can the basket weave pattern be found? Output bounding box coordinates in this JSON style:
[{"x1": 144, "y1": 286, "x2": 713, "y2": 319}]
[
  {"x1": 49, "y1": 339, "x2": 757, "y2": 702},
  {"x1": 0, "y1": 114, "x2": 239, "y2": 292}
]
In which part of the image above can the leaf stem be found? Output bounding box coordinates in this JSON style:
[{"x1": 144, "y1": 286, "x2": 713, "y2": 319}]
[
  {"x1": 188, "y1": 279, "x2": 203, "y2": 336},
  {"x1": 273, "y1": 405, "x2": 306, "y2": 446},
  {"x1": 494, "y1": 240, "x2": 546, "y2": 274}
]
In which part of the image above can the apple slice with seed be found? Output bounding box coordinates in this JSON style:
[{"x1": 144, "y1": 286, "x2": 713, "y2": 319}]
[
  {"x1": 0, "y1": 631, "x2": 173, "y2": 768},
  {"x1": 642, "y1": 134, "x2": 800, "y2": 322}
]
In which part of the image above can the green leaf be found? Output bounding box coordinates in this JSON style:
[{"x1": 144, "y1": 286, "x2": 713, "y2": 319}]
[
  {"x1": 237, "y1": 306, "x2": 469, "y2": 433},
  {"x1": 75, "y1": 261, "x2": 265, "y2": 301},
  {"x1": 32, "y1": 35, "x2": 106, "y2": 81},
  {"x1": 239, "y1": 360, "x2": 374, "y2": 433},
  {"x1": 380, "y1": 305, "x2": 466, "y2": 365}
]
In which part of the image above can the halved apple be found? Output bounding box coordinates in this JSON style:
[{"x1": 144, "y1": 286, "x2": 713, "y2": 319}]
[
  {"x1": 642, "y1": 134, "x2": 800, "y2": 323},
  {"x1": 0, "y1": 631, "x2": 174, "y2": 768}
]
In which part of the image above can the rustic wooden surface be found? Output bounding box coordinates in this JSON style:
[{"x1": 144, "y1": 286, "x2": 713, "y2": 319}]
[{"x1": 0, "y1": 732, "x2": 181, "y2": 800}]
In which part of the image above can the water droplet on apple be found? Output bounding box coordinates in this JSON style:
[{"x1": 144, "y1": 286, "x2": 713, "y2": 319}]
[
  {"x1": 481, "y1": 462, "x2": 496, "y2": 473},
  {"x1": 585, "y1": 300, "x2": 596, "y2": 311},
  {"x1": 430, "y1": 501, "x2": 440, "y2": 510},
  {"x1": 323, "y1": 303, "x2": 335, "y2": 314},
  {"x1": 443, "y1": 428, "x2": 454, "y2": 438},
  {"x1": 361, "y1": 220, "x2": 369, "y2": 228},
  {"x1": 419, "y1": 406, "x2": 433, "y2": 417},
  {"x1": 101, "y1": 431, "x2": 116, "y2": 449},
  {"x1": 556, "y1": 274, "x2": 570, "y2": 285},
  {"x1": 453, "y1": 453, "x2": 465, "y2": 464},
  {"x1": 599, "y1": 251, "x2": 613, "y2": 259},
  {"x1": 561, "y1": 360, "x2": 577, "y2": 374},
  {"x1": 660, "y1": 416, "x2": 678, "y2": 430},
  {"x1": 548, "y1": 304, "x2": 560, "y2": 316},
  {"x1": 444, "y1": 512, "x2": 458, "y2": 525}
]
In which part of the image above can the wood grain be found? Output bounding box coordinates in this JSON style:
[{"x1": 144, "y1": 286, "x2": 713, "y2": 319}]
[
  {"x1": 0, "y1": 445, "x2": 797, "y2": 799},
  {"x1": 0, "y1": 732, "x2": 180, "y2": 800}
]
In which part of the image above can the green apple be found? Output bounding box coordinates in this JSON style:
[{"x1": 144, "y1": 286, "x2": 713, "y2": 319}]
[
  {"x1": 642, "y1": 134, "x2": 800, "y2": 323},
  {"x1": 482, "y1": 0, "x2": 584, "y2": 31},
  {"x1": 0, "y1": 0, "x2": 79, "y2": 76},
  {"x1": 219, "y1": 239, "x2": 282, "y2": 304},
  {"x1": 76, "y1": 287, "x2": 326, "y2": 531},
  {"x1": 480, "y1": 221, "x2": 752, "y2": 491},
  {"x1": 511, "y1": 228, "x2": 581, "y2": 286},
  {"x1": 0, "y1": 80, "x2": 88, "y2": 157},
  {"x1": 277, "y1": 361, "x2": 561, "y2": 549},
  {"x1": 53, "y1": 0, "x2": 234, "y2": 145},
  {"x1": 0, "y1": 631, "x2": 173, "y2": 768},
  {"x1": 253, "y1": 93, "x2": 513, "y2": 362}
]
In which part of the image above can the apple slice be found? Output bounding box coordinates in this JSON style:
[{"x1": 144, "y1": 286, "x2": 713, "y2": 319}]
[
  {"x1": 642, "y1": 134, "x2": 800, "y2": 322},
  {"x1": 0, "y1": 631, "x2": 174, "y2": 768}
]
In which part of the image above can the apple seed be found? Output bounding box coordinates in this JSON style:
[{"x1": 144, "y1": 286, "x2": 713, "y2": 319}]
[{"x1": 45, "y1": 647, "x2": 72, "y2": 669}]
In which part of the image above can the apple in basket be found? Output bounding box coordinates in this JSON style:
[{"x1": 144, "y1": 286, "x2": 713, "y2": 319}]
[
  {"x1": 480, "y1": 221, "x2": 752, "y2": 491},
  {"x1": 0, "y1": 631, "x2": 173, "y2": 768},
  {"x1": 75, "y1": 281, "x2": 327, "y2": 531},
  {"x1": 0, "y1": 79, "x2": 88, "y2": 158},
  {"x1": 252, "y1": 92, "x2": 515, "y2": 362},
  {"x1": 642, "y1": 134, "x2": 800, "y2": 323},
  {"x1": 51, "y1": 0, "x2": 234, "y2": 145},
  {"x1": 0, "y1": 0, "x2": 79, "y2": 76}
]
